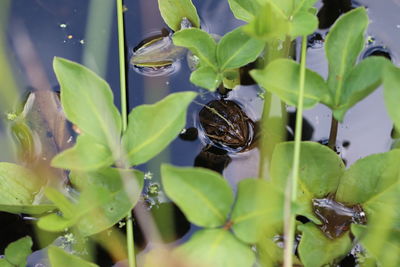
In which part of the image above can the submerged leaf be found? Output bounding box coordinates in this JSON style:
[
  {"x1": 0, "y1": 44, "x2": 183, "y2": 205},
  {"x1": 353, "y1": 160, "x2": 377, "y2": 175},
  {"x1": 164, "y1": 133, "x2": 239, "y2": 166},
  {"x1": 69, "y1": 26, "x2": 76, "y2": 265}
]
[
  {"x1": 122, "y1": 92, "x2": 196, "y2": 166},
  {"x1": 217, "y1": 27, "x2": 264, "y2": 70},
  {"x1": 161, "y1": 164, "x2": 234, "y2": 227},
  {"x1": 51, "y1": 134, "x2": 113, "y2": 171},
  {"x1": 383, "y1": 64, "x2": 400, "y2": 131},
  {"x1": 298, "y1": 223, "x2": 352, "y2": 267},
  {"x1": 251, "y1": 59, "x2": 330, "y2": 109},
  {"x1": 48, "y1": 246, "x2": 98, "y2": 267},
  {"x1": 157, "y1": 0, "x2": 200, "y2": 31},
  {"x1": 53, "y1": 57, "x2": 121, "y2": 148},
  {"x1": 174, "y1": 229, "x2": 255, "y2": 267},
  {"x1": 325, "y1": 7, "x2": 369, "y2": 107}
]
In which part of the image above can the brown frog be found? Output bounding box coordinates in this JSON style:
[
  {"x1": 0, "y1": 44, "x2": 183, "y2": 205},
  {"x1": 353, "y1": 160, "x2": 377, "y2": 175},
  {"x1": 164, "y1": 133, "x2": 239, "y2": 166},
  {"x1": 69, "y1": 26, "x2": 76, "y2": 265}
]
[{"x1": 198, "y1": 99, "x2": 256, "y2": 152}]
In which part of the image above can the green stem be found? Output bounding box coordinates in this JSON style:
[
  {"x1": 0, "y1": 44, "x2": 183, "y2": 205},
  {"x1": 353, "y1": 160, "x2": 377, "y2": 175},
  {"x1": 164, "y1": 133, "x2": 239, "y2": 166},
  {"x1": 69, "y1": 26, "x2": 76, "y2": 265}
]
[
  {"x1": 116, "y1": 1, "x2": 135, "y2": 266},
  {"x1": 283, "y1": 36, "x2": 307, "y2": 267}
]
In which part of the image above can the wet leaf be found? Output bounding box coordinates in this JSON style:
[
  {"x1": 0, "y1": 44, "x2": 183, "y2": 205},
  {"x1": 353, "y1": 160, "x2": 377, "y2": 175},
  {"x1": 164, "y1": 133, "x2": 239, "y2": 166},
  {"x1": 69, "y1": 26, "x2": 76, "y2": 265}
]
[
  {"x1": 122, "y1": 92, "x2": 196, "y2": 166},
  {"x1": 48, "y1": 246, "x2": 98, "y2": 267},
  {"x1": 3, "y1": 236, "x2": 32, "y2": 267},
  {"x1": 336, "y1": 150, "x2": 400, "y2": 205},
  {"x1": 383, "y1": 64, "x2": 400, "y2": 131},
  {"x1": 231, "y1": 179, "x2": 282, "y2": 244},
  {"x1": 0, "y1": 162, "x2": 43, "y2": 209},
  {"x1": 172, "y1": 28, "x2": 218, "y2": 70},
  {"x1": 174, "y1": 229, "x2": 255, "y2": 267},
  {"x1": 53, "y1": 57, "x2": 121, "y2": 148},
  {"x1": 352, "y1": 224, "x2": 400, "y2": 267},
  {"x1": 250, "y1": 59, "x2": 330, "y2": 109},
  {"x1": 332, "y1": 57, "x2": 389, "y2": 121},
  {"x1": 243, "y1": 2, "x2": 289, "y2": 41},
  {"x1": 227, "y1": 0, "x2": 260, "y2": 22},
  {"x1": 270, "y1": 142, "x2": 345, "y2": 222},
  {"x1": 289, "y1": 11, "x2": 318, "y2": 38},
  {"x1": 298, "y1": 223, "x2": 352, "y2": 267},
  {"x1": 190, "y1": 66, "x2": 221, "y2": 91},
  {"x1": 161, "y1": 164, "x2": 234, "y2": 227},
  {"x1": 325, "y1": 8, "x2": 369, "y2": 108},
  {"x1": 51, "y1": 134, "x2": 113, "y2": 171},
  {"x1": 217, "y1": 27, "x2": 264, "y2": 70},
  {"x1": 157, "y1": 0, "x2": 200, "y2": 31}
]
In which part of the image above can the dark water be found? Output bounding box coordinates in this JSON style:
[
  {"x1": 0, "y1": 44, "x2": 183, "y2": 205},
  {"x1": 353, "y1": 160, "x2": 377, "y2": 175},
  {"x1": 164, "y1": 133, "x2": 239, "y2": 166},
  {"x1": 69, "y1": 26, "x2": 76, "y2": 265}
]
[{"x1": 1, "y1": 0, "x2": 400, "y2": 265}]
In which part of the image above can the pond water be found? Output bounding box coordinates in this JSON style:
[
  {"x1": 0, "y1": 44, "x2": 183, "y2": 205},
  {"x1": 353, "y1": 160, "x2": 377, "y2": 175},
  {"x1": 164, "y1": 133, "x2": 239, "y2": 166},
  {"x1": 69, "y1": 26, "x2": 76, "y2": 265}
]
[{"x1": 1, "y1": 0, "x2": 400, "y2": 265}]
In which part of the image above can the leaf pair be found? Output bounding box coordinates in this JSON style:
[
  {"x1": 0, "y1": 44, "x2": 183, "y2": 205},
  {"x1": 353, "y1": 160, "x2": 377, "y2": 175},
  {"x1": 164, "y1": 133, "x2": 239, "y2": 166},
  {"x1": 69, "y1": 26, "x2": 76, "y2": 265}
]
[
  {"x1": 251, "y1": 8, "x2": 390, "y2": 121},
  {"x1": 37, "y1": 168, "x2": 144, "y2": 236},
  {"x1": 173, "y1": 27, "x2": 264, "y2": 91},
  {"x1": 160, "y1": 165, "x2": 282, "y2": 267},
  {"x1": 51, "y1": 57, "x2": 197, "y2": 170},
  {"x1": 270, "y1": 142, "x2": 400, "y2": 266}
]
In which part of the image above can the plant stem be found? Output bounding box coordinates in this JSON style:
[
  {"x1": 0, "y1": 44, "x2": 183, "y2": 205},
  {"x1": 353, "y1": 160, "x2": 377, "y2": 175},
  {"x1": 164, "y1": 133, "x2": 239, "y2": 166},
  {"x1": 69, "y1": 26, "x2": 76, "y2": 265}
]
[
  {"x1": 116, "y1": 0, "x2": 135, "y2": 266},
  {"x1": 328, "y1": 116, "x2": 338, "y2": 150},
  {"x1": 283, "y1": 36, "x2": 307, "y2": 267}
]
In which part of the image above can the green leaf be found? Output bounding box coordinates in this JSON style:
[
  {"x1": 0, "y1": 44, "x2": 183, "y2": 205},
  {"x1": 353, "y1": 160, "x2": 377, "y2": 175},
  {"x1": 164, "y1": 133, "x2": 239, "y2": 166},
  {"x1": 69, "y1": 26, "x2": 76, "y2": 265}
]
[
  {"x1": 325, "y1": 7, "x2": 369, "y2": 106},
  {"x1": 74, "y1": 168, "x2": 144, "y2": 236},
  {"x1": 332, "y1": 57, "x2": 389, "y2": 121},
  {"x1": 3, "y1": 236, "x2": 32, "y2": 267},
  {"x1": 44, "y1": 187, "x2": 76, "y2": 219},
  {"x1": 217, "y1": 27, "x2": 264, "y2": 70},
  {"x1": 251, "y1": 59, "x2": 330, "y2": 109},
  {"x1": 174, "y1": 229, "x2": 255, "y2": 267},
  {"x1": 298, "y1": 223, "x2": 352, "y2": 267},
  {"x1": 161, "y1": 164, "x2": 234, "y2": 227},
  {"x1": 270, "y1": 142, "x2": 345, "y2": 222},
  {"x1": 51, "y1": 134, "x2": 113, "y2": 171},
  {"x1": 336, "y1": 150, "x2": 400, "y2": 205},
  {"x1": 157, "y1": 0, "x2": 200, "y2": 31},
  {"x1": 122, "y1": 92, "x2": 196, "y2": 166},
  {"x1": 0, "y1": 204, "x2": 55, "y2": 215},
  {"x1": 289, "y1": 11, "x2": 318, "y2": 38},
  {"x1": 352, "y1": 224, "x2": 400, "y2": 267},
  {"x1": 243, "y1": 2, "x2": 289, "y2": 41},
  {"x1": 384, "y1": 64, "x2": 400, "y2": 131},
  {"x1": 172, "y1": 28, "x2": 218, "y2": 70},
  {"x1": 48, "y1": 246, "x2": 98, "y2": 267},
  {"x1": 0, "y1": 162, "x2": 42, "y2": 207},
  {"x1": 227, "y1": 0, "x2": 260, "y2": 22},
  {"x1": 53, "y1": 57, "x2": 121, "y2": 148},
  {"x1": 231, "y1": 179, "x2": 282, "y2": 244},
  {"x1": 189, "y1": 66, "x2": 221, "y2": 91}
]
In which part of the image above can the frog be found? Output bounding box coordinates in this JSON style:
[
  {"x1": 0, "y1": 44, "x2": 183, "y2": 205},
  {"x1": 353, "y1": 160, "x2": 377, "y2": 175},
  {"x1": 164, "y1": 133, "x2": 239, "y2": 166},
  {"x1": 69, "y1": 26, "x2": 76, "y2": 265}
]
[
  {"x1": 130, "y1": 17, "x2": 192, "y2": 68},
  {"x1": 198, "y1": 99, "x2": 256, "y2": 152}
]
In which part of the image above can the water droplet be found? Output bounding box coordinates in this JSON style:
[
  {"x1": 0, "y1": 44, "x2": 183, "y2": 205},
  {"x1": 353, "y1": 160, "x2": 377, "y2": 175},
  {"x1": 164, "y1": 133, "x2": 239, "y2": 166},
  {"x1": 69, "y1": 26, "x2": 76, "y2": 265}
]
[
  {"x1": 59, "y1": 23, "x2": 67, "y2": 28},
  {"x1": 67, "y1": 34, "x2": 73, "y2": 39},
  {"x1": 79, "y1": 39, "x2": 85, "y2": 45}
]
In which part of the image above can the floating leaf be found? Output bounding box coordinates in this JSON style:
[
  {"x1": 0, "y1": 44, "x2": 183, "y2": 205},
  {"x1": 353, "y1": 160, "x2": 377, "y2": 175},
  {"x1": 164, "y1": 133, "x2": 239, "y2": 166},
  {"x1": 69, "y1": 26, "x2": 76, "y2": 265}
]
[
  {"x1": 157, "y1": 0, "x2": 200, "y2": 31},
  {"x1": 243, "y1": 2, "x2": 289, "y2": 41},
  {"x1": 53, "y1": 57, "x2": 121, "y2": 148},
  {"x1": 122, "y1": 92, "x2": 196, "y2": 166},
  {"x1": 48, "y1": 246, "x2": 98, "y2": 267},
  {"x1": 227, "y1": 0, "x2": 260, "y2": 22},
  {"x1": 174, "y1": 229, "x2": 255, "y2": 267},
  {"x1": 231, "y1": 179, "x2": 283, "y2": 244},
  {"x1": 0, "y1": 162, "x2": 43, "y2": 211},
  {"x1": 251, "y1": 59, "x2": 330, "y2": 109},
  {"x1": 2, "y1": 236, "x2": 32, "y2": 267},
  {"x1": 0, "y1": 204, "x2": 55, "y2": 215},
  {"x1": 217, "y1": 27, "x2": 264, "y2": 70},
  {"x1": 161, "y1": 164, "x2": 234, "y2": 227},
  {"x1": 325, "y1": 8, "x2": 369, "y2": 108},
  {"x1": 189, "y1": 66, "x2": 221, "y2": 91},
  {"x1": 270, "y1": 142, "x2": 345, "y2": 222},
  {"x1": 336, "y1": 150, "x2": 400, "y2": 205},
  {"x1": 298, "y1": 223, "x2": 352, "y2": 267},
  {"x1": 172, "y1": 29, "x2": 218, "y2": 69},
  {"x1": 51, "y1": 134, "x2": 113, "y2": 171},
  {"x1": 332, "y1": 57, "x2": 389, "y2": 121},
  {"x1": 383, "y1": 64, "x2": 400, "y2": 131},
  {"x1": 289, "y1": 11, "x2": 318, "y2": 38}
]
